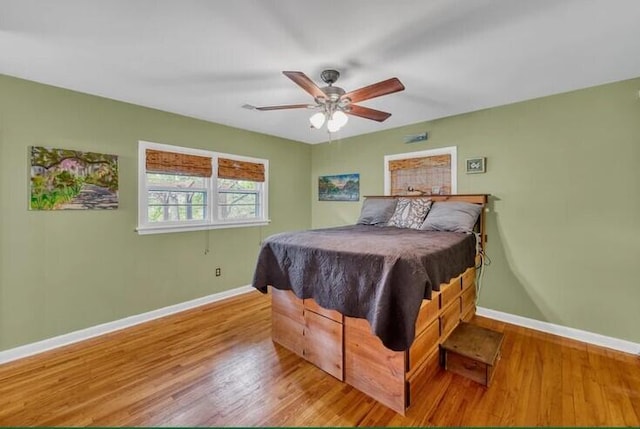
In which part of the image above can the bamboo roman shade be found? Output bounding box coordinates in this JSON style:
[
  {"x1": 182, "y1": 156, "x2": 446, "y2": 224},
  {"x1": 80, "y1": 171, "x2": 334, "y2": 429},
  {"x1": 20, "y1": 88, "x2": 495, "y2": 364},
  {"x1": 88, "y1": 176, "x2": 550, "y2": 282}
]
[
  {"x1": 388, "y1": 154, "x2": 451, "y2": 170},
  {"x1": 145, "y1": 149, "x2": 212, "y2": 177},
  {"x1": 218, "y1": 157, "x2": 265, "y2": 182},
  {"x1": 389, "y1": 154, "x2": 452, "y2": 195}
]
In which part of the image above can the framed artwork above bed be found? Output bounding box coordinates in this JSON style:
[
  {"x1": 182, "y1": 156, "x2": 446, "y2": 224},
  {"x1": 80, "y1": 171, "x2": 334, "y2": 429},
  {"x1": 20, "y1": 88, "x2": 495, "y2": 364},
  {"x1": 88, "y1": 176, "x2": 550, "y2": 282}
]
[{"x1": 318, "y1": 173, "x2": 359, "y2": 201}]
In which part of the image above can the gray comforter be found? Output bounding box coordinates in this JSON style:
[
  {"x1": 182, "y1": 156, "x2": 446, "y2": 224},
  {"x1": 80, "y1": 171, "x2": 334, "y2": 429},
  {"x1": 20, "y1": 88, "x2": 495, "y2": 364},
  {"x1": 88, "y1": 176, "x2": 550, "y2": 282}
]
[{"x1": 252, "y1": 225, "x2": 475, "y2": 351}]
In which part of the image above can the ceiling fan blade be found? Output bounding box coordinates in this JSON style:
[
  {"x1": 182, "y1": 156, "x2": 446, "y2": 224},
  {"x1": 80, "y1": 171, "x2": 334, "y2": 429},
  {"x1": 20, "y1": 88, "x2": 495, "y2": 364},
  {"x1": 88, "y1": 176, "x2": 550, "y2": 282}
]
[
  {"x1": 346, "y1": 105, "x2": 392, "y2": 122},
  {"x1": 282, "y1": 71, "x2": 325, "y2": 99},
  {"x1": 253, "y1": 104, "x2": 311, "y2": 111},
  {"x1": 343, "y1": 77, "x2": 405, "y2": 103}
]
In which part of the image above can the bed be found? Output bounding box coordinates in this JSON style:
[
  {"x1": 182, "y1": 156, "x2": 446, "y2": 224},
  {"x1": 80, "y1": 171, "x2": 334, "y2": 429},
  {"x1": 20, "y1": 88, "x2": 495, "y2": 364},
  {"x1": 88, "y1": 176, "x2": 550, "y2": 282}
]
[{"x1": 252, "y1": 194, "x2": 488, "y2": 414}]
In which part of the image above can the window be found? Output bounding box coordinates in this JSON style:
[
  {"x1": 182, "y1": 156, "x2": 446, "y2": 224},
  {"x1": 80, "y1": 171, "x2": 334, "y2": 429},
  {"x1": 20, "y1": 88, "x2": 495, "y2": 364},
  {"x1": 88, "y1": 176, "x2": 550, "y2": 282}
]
[
  {"x1": 384, "y1": 147, "x2": 457, "y2": 196},
  {"x1": 137, "y1": 141, "x2": 268, "y2": 234}
]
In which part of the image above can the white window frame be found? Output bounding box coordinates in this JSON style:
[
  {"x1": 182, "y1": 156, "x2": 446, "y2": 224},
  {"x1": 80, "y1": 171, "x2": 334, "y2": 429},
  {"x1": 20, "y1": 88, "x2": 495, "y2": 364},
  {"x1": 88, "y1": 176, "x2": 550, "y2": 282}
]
[
  {"x1": 137, "y1": 140, "x2": 269, "y2": 235},
  {"x1": 383, "y1": 146, "x2": 457, "y2": 195}
]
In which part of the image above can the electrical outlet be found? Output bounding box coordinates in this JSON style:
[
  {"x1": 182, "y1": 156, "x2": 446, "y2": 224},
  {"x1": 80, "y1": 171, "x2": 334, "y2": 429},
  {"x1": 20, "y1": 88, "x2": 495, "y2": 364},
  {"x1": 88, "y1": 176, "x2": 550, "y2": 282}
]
[{"x1": 215, "y1": 267, "x2": 221, "y2": 277}]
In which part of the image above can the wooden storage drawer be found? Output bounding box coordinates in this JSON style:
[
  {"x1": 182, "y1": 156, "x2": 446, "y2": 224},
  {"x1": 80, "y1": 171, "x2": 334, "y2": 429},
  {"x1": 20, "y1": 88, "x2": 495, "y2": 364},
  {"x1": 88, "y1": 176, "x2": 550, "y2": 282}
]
[
  {"x1": 439, "y1": 299, "x2": 461, "y2": 342},
  {"x1": 408, "y1": 346, "x2": 440, "y2": 406},
  {"x1": 461, "y1": 305, "x2": 475, "y2": 322},
  {"x1": 414, "y1": 294, "x2": 439, "y2": 335},
  {"x1": 304, "y1": 298, "x2": 343, "y2": 323},
  {"x1": 272, "y1": 288, "x2": 344, "y2": 381},
  {"x1": 303, "y1": 310, "x2": 344, "y2": 380},
  {"x1": 440, "y1": 276, "x2": 462, "y2": 310},
  {"x1": 408, "y1": 318, "x2": 439, "y2": 374},
  {"x1": 445, "y1": 351, "x2": 496, "y2": 386},
  {"x1": 271, "y1": 288, "x2": 304, "y2": 324},
  {"x1": 461, "y1": 267, "x2": 476, "y2": 291},
  {"x1": 272, "y1": 311, "x2": 304, "y2": 357},
  {"x1": 461, "y1": 285, "x2": 476, "y2": 316}
]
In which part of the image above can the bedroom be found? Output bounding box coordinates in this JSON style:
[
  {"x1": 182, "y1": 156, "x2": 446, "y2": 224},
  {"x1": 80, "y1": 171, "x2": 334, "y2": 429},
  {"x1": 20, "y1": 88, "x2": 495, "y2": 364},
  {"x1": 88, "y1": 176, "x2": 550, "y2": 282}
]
[{"x1": 1, "y1": 0, "x2": 639, "y2": 426}]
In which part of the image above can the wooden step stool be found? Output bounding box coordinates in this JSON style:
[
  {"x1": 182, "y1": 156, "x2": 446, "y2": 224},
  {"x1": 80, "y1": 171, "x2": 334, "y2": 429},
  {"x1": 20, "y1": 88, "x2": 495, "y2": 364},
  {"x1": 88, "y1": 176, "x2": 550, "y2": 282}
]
[{"x1": 440, "y1": 322, "x2": 504, "y2": 386}]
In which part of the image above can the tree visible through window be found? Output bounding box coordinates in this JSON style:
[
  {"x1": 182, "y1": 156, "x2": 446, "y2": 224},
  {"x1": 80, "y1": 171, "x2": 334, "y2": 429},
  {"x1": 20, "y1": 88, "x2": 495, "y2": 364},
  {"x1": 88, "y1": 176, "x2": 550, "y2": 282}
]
[
  {"x1": 217, "y1": 179, "x2": 260, "y2": 220},
  {"x1": 147, "y1": 173, "x2": 207, "y2": 222}
]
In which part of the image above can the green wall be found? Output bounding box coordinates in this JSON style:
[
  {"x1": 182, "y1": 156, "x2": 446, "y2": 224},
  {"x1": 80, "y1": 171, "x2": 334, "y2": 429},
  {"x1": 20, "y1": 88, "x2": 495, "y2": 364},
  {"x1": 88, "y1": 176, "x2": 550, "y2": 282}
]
[
  {"x1": 0, "y1": 74, "x2": 311, "y2": 351},
  {"x1": 2, "y1": 73, "x2": 639, "y2": 352},
  {"x1": 312, "y1": 77, "x2": 640, "y2": 344}
]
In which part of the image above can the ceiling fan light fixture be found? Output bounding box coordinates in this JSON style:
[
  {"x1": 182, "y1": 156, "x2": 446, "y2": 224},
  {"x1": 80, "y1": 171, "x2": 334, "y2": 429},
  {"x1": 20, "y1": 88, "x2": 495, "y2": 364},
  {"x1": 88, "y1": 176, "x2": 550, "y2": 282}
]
[
  {"x1": 309, "y1": 112, "x2": 326, "y2": 129},
  {"x1": 326, "y1": 118, "x2": 341, "y2": 133},
  {"x1": 327, "y1": 110, "x2": 348, "y2": 133},
  {"x1": 332, "y1": 110, "x2": 349, "y2": 128}
]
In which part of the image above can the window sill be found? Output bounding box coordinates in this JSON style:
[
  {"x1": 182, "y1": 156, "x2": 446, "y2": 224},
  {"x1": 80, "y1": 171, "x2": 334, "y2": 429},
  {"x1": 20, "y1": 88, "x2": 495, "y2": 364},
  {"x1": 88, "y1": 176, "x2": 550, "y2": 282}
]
[{"x1": 136, "y1": 220, "x2": 270, "y2": 235}]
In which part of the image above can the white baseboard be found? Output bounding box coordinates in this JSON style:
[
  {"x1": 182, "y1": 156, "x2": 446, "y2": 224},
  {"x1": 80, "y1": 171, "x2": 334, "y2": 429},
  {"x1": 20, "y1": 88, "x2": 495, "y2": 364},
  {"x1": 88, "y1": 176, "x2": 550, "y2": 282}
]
[
  {"x1": 0, "y1": 285, "x2": 256, "y2": 365},
  {"x1": 477, "y1": 306, "x2": 640, "y2": 356},
  {"x1": 4, "y1": 292, "x2": 637, "y2": 366}
]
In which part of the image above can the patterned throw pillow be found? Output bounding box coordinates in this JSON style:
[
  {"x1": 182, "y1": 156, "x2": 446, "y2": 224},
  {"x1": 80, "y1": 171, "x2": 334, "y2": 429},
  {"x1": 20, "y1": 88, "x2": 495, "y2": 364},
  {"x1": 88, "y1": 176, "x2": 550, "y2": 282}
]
[{"x1": 387, "y1": 197, "x2": 433, "y2": 229}]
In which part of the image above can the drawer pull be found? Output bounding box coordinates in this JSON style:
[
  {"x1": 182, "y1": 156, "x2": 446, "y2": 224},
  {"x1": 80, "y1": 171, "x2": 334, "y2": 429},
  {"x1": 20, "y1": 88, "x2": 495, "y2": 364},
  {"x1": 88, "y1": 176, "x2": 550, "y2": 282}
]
[{"x1": 463, "y1": 361, "x2": 478, "y2": 370}]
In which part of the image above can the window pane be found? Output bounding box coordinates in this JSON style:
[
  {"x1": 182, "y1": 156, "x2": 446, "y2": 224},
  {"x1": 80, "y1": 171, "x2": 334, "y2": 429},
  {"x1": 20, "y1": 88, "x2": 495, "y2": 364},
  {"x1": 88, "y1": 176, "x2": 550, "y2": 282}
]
[
  {"x1": 147, "y1": 190, "x2": 206, "y2": 222},
  {"x1": 149, "y1": 190, "x2": 206, "y2": 206},
  {"x1": 218, "y1": 192, "x2": 258, "y2": 220},
  {"x1": 147, "y1": 173, "x2": 206, "y2": 188},
  {"x1": 217, "y1": 178, "x2": 258, "y2": 191},
  {"x1": 218, "y1": 192, "x2": 257, "y2": 205},
  {"x1": 148, "y1": 205, "x2": 206, "y2": 222},
  {"x1": 218, "y1": 204, "x2": 258, "y2": 220}
]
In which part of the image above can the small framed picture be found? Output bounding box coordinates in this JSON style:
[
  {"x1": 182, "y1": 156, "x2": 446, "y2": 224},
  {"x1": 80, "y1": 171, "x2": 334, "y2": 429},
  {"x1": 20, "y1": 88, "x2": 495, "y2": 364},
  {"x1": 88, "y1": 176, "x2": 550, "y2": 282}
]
[{"x1": 465, "y1": 157, "x2": 486, "y2": 174}]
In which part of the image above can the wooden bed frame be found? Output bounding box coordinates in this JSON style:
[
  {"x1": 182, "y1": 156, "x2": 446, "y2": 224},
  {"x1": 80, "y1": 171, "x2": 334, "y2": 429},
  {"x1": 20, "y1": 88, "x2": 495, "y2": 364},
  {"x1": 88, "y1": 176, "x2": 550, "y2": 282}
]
[{"x1": 270, "y1": 194, "x2": 489, "y2": 415}]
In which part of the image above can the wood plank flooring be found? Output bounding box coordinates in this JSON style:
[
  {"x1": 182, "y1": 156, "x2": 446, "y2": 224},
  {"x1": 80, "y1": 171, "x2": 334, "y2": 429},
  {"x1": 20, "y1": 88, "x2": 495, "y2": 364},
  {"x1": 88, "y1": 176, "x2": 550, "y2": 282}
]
[{"x1": 0, "y1": 290, "x2": 639, "y2": 426}]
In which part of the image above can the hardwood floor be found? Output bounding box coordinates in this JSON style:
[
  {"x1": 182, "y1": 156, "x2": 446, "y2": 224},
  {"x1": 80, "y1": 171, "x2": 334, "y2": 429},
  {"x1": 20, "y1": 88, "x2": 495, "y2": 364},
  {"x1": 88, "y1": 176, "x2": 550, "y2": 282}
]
[{"x1": 0, "y1": 290, "x2": 639, "y2": 426}]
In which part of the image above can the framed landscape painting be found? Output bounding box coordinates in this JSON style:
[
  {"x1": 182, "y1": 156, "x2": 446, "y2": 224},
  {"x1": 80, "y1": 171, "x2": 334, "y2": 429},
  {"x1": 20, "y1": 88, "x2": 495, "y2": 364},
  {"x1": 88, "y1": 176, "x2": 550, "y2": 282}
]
[
  {"x1": 30, "y1": 146, "x2": 119, "y2": 210},
  {"x1": 318, "y1": 173, "x2": 359, "y2": 201}
]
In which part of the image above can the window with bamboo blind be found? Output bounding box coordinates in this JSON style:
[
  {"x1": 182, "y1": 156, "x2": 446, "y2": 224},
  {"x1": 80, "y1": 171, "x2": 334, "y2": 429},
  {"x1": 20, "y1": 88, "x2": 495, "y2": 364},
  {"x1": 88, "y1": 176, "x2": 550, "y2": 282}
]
[
  {"x1": 384, "y1": 147, "x2": 457, "y2": 196},
  {"x1": 137, "y1": 141, "x2": 269, "y2": 234}
]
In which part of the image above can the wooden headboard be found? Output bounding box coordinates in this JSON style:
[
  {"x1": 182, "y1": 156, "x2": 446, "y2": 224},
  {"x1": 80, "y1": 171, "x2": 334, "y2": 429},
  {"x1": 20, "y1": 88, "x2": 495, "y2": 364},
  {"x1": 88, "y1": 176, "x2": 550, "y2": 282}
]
[{"x1": 363, "y1": 194, "x2": 490, "y2": 254}]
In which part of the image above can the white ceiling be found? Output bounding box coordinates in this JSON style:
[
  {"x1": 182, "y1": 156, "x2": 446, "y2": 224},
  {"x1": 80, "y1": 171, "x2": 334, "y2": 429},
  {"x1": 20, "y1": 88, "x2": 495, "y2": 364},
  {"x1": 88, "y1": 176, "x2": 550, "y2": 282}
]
[{"x1": 1, "y1": 0, "x2": 640, "y2": 144}]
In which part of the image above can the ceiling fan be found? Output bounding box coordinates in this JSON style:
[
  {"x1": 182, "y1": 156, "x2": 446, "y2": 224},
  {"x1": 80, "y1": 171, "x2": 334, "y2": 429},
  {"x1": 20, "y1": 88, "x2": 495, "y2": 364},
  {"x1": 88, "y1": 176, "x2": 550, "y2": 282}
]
[{"x1": 245, "y1": 70, "x2": 405, "y2": 133}]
